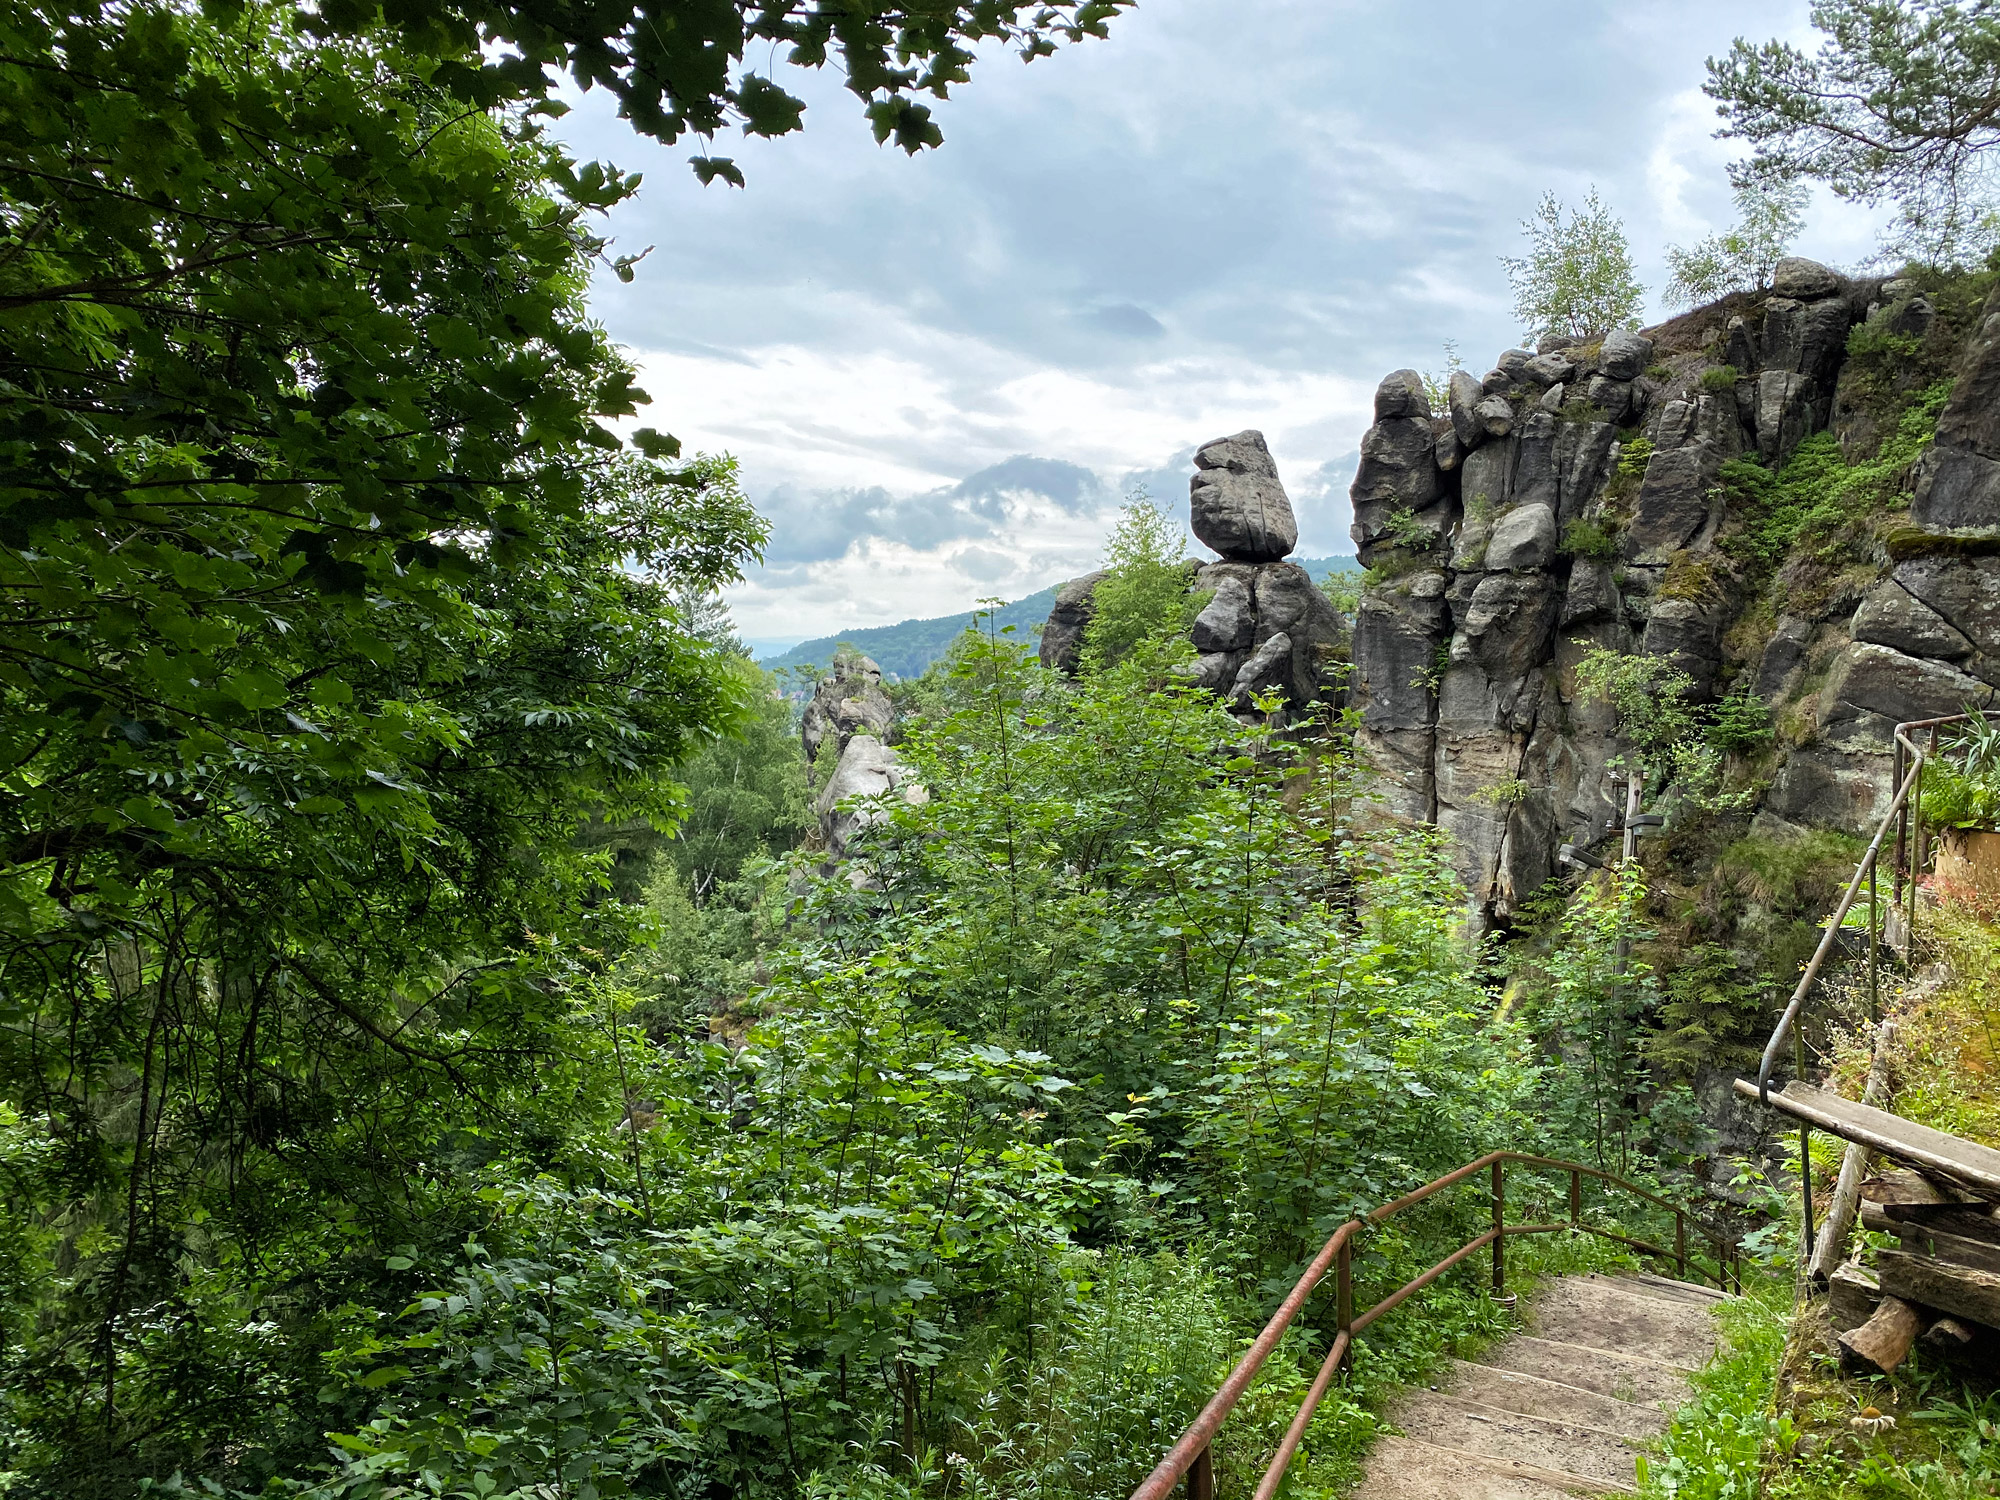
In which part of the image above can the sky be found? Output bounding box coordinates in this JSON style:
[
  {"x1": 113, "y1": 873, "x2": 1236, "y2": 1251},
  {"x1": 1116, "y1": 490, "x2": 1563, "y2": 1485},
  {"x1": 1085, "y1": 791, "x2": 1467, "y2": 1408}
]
[{"x1": 555, "y1": 1, "x2": 1894, "y2": 652}]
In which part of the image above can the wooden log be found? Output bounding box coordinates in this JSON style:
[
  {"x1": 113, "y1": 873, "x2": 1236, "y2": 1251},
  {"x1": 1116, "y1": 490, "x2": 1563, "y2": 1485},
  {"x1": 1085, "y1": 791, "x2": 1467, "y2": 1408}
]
[
  {"x1": 1877, "y1": 1248, "x2": 2000, "y2": 1330},
  {"x1": 1732, "y1": 1080, "x2": 2000, "y2": 1197},
  {"x1": 1859, "y1": 1168, "x2": 1986, "y2": 1219},
  {"x1": 1859, "y1": 1205, "x2": 2000, "y2": 1274},
  {"x1": 1809, "y1": 1022, "x2": 1898, "y2": 1284},
  {"x1": 1923, "y1": 1316, "x2": 1976, "y2": 1351},
  {"x1": 1859, "y1": 1198, "x2": 2000, "y2": 1245},
  {"x1": 1829, "y1": 1260, "x2": 1882, "y2": 1332},
  {"x1": 1839, "y1": 1294, "x2": 1926, "y2": 1373}
]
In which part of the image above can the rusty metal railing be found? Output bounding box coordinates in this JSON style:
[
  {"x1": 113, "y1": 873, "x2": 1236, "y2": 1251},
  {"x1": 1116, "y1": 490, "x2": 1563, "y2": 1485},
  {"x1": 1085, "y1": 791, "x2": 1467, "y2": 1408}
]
[
  {"x1": 1750, "y1": 713, "x2": 1971, "y2": 1265},
  {"x1": 1127, "y1": 1151, "x2": 1739, "y2": 1500}
]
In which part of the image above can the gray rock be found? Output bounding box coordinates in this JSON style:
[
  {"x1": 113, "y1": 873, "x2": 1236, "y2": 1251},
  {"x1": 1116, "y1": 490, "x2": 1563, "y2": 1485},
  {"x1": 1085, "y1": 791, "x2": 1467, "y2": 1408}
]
[
  {"x1": 1885, "y1": 296, "x2": 1936, "y2": 341},
  {"x1": 1884, "y1": 555, "x2": 2000, "y2": 666},
  {"x1": 1484, "y1": 503, "x2": 1558, "y2": 572},
  {"x1": 1432, "y1": 416, "x2": 1463, "y2": 473},
  {"x1": 1229, "y1": 631, "x2": 1294, "y2": 707},
  {"x1": 1191, "y1": 651, "x2": 1242, "y2": 693},
  {"x1": 1584, "y1": 374, "x2": 1632, "y2": 423},
  {"x1": 1772, "y1": 256, "x2": 1842, "y2": 300},
  {"x1": 1512, "y1": 412, "x2": 1559, "y2": 512},
  {"x1": 1350, "y1": 574, "x2": 1450, "y2": 734},
  {"x1": 1038, "y1": 571, "x2": 1107, "y2": 675},
  {"x1": 1823, "y1": 641, "x2": 1998, "y2": 737},
  {"x1": 1756, "y1": 370, "x2": 1815, "y2": 465},
  {"x1": 816, "y1": 734, "x2": 924, "y2": 861},
  {"x1": 802, "y1": 654, "x2": 896, "y2": 764},
  {"x1": 1191, "y1": 430, "x2": 1299, "y2": 563},
  {"x1": 1460, "y1": 572, "x2": 1562, "y2": 684},
  {"x1": 1191, "y1": 565, "x2": 1257, "y2": 653},
  {"x1": 1475, "y1": 395, "x2": 1517, "y2": 438},
  {"x1": 1538, "y1": 333, "x2": 1584, "y2": 354},
  {"x1": 1350, "y1": 416, "x2": 1445, "y2": 557},
  {"x1": 1251, "y1": 562, "x2": 1348, "y2": 705},
  {"x1": 1538, "y1": 382, "x2": 1566, "y2": 414},
  {"x1": 1623, "y1": 442, "x2": 1721, "y2": 564},
  {"x1": 1480, "y1": 367, "x2": 1513, "y2": 395},
  {"x1": 1459, "y1": 439, "x2": 1514, "y2": 518},
  {"x1": 1375, "y1": 369, "x2": 1431, "y2": 420},
  {"x1": 1524, "y1": 351, "x2": 1578, "y2": 387},
  {"x1": 1914, "y1": 448, "x2": 2000, "y2": 529},
  {"x1": 1449, "y1": 369, "x2": 1486, "y2": 450},
  {"x1": 1450, "y1": 506, "x2": 1495, "y2": 571},
  {"x1": 1562, "y1": 561, "x2": 1619, "y2": 626},
  {"x1": 1724, "y1": 316, "x2": 1758, "y2": 374},
  {"x1": 1755, "y1": 615, "x2": 1814, "y2": 699},
  {"x1": 1555, "y1": 421, "x2": 1618, "y2": 525},
  {"x1": 1598, "y1": 329, "x2": 1654, "y2": 380},
  {"x1": 1852, "y1": 575, "x2": 1974, "y2": 662},
  {"x1": 1497, "y1": 348, "x2": 1535, "y2": 381},
  {"x1": 1641, "y1": 596, "x2": 1726, "y2": 701}
]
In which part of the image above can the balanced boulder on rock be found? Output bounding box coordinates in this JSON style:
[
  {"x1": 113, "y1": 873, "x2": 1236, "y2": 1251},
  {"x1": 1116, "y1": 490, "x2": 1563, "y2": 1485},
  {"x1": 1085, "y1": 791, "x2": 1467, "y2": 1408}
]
[{"x1": 1190, "y1": 430, "x2": 1299, "y2": 563}]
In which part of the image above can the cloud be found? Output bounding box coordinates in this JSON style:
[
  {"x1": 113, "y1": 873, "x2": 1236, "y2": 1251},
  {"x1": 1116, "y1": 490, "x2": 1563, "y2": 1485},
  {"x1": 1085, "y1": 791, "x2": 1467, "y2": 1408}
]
[{"x1": 553, "y1": 0, "x2": 1893, "y2": 639}]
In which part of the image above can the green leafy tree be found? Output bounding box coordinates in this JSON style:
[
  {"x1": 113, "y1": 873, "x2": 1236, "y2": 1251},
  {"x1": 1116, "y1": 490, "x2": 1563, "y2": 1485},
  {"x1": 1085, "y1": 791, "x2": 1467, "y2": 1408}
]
[
  {"x1": 1708, "y1": 1, "x2": 2000, "y2": 264},
  {"x1": 1663, "y1": 180, "x2": 1811, "y2": 308},
  {"x1": 1501, "y1": 188, "x2": 1646, "y2": 343},
  {"x1": 1080, "y1": 494, "x2": 1195, "y2": 669}
]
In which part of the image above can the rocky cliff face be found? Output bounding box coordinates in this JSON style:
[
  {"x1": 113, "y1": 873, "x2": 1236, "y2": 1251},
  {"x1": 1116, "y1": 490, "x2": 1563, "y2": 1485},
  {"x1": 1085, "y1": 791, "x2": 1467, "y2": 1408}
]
[
  {"x1": 802, "y1": 655, "x2": 923, "y2": 863},
  {"x1": 1348, "y1": 257, "x2": 1998, "y2": 925},
  {"x1": 1042, "y1": 429, "x2": 1348, "y2": 716}
]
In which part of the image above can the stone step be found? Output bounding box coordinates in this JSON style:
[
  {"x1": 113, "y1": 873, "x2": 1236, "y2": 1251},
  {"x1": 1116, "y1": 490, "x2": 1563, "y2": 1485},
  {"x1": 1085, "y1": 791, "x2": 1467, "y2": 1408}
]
[
  {"x1": 1524, "y1": 1273, "x2": 1721, "y2": 1370},
  {"x1": 1480, "y1": 1334, "x2": 1692, "y2": 1408},
  {"x1": 1609, "y1": 1270, "x2": 1731, "y2": 1306},
  {"x1": 1352, "y1": 1433, "x2": 1626, "y2": 1498},
  {"x1": 1442, "y1": 1358, "x2": 1671, "y2": 1441},
  {"x1": 1391, "y1": 1390, "x2": 1643, "y2": 1491}
]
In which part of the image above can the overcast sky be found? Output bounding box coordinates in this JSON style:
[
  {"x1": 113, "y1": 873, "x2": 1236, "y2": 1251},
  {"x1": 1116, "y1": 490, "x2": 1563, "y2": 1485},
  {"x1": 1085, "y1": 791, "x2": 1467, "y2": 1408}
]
[{"x1": 556, "y1": 1, "x2": 1891, "y2": 650}]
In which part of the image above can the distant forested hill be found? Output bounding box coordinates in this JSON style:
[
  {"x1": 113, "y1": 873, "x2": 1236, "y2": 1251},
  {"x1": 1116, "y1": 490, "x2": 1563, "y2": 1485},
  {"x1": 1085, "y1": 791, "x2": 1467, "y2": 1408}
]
[{"x1": 760, "y1": 556, "x2": 1360, "y2": 680}]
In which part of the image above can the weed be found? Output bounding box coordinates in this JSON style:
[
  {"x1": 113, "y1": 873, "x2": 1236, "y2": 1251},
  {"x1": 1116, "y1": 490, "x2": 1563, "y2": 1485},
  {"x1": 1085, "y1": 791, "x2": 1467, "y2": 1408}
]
[
  {"x1": 1561, "y1": 518, "x2": 1619, "y2": 561},
  {"x1": 1701, "y1": 364, "x2": 1742, "y2": 392}
]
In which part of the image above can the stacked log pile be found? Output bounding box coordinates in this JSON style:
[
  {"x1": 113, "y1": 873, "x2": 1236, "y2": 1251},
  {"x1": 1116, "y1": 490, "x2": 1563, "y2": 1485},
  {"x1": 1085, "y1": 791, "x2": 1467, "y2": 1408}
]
[{"x1": 1829, "y1": 1168, "x2": 2000, "y2": 1371}]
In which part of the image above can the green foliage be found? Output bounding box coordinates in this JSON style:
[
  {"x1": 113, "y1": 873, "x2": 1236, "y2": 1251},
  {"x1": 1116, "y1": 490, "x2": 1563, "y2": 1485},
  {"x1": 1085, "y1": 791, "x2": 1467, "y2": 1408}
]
[
  {"x1": 1702, "y1": 364, "x2": 1745, "y2": 392},
  {"x1": 1572, "y1": 649, "x2": 1760, "y2": 814},
  {"x1": 1645, "y1": 941, "x2": 1767, "y2": 1078},
  {"x1": 1663, "y1": 180, "x2": 1810, "y2": 308},
  {"x1": 1318, "y1": 566, "x2": 1363, "y2": 619},
  {"x1": 1718, "y1": 382, "x2": 1952, "y2": 580},
  {"x1": 1708, "y1": 3, "x2": 2000, "y2": 264},
  {"x1": 663, "y1": 669, "x2": 811, "y2": 902},
  {"x1": 1635, "y1": 1277, "x2": 1792, "y2": 1499},
  {"x1": 1501, "y1": 188, "x2": 1646, "y2": 342},
  {"x1": 1923, "y1": 711, "x2": 2000, "y2": 831},
  {"x1": 1709, "y1": 686, "x2": 1777, "y2": 754},
  {"x1": 1560, "y1": 519, "x2": 1619, "y2": 561},
  {"x1": 1417, "y1": 339, "x2": 1463, "y2": 417},
  {"x1": 1080, "y1": 497, "x2": 1195, "y2": 670}
]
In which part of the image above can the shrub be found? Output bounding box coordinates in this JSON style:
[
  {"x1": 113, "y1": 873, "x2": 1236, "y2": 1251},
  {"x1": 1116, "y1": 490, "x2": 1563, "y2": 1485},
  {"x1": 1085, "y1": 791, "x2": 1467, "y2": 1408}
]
[
  {"x1": 1561, "y1": 519, "x2": 1618, "y2": 561},
  {"x1": 1700, "y1": 364, "x2": 1741, "y2": 391},
  {"x1": 1501, "y1": 188, "x2": 1646, "y2": 343}
]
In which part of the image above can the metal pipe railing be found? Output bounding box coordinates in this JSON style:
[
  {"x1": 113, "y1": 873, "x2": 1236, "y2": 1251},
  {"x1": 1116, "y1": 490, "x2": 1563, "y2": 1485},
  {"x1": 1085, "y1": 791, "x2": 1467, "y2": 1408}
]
[
  {"x1": 1753, "y1": 713, "x2": 1969, "y2": 1106},
  {"x1": 1127, "y1": 1151, "x2": 1737, "y2": 1500}
]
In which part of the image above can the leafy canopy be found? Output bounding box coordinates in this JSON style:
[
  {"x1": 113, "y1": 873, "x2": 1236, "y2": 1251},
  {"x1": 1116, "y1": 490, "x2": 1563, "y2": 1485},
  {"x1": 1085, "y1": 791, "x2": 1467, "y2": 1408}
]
[
  {"x1": 1663, "y1": 180, "x2": 1810, "y2": 308},
  {"x1": 1501, "y1": 188, "x2": 1645, "y2": 343},
  {"x1": 1708, "y1": 1, "x2": 2000, "y2": 263}
]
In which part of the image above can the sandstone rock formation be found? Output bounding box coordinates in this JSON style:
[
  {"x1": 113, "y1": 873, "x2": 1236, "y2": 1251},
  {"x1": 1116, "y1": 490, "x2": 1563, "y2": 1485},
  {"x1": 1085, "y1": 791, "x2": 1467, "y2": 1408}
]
[
  {"x1": 1344, "y1": 259, "x2": 2000, "y2": 925},
  {"x1": 1189, "y1": 430, "x2": 1299, "y2": 563},
  {"x1": 1038, "y1": 569, "x2": 1107, "y2": 674},
  {"x1": 801, "y1": 653, "x2": 921, "y2": 863}
]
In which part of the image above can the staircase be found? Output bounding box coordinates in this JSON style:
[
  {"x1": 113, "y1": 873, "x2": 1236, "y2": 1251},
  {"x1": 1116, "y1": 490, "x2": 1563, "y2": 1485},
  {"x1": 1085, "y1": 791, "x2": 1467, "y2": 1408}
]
[{"x1": 1355, "y1": 1272, "x2": 1729, "y2": 1499}]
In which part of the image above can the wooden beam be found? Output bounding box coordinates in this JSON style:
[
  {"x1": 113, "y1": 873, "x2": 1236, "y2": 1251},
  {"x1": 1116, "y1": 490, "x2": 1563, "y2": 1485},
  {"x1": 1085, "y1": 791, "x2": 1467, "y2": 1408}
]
[
  {"x1": 1839, "y1": 1295, "x2": 1925, "y2": 1373},
  {"x1": 1810, "y1": 1023, "x2": 1898, "y2": 1284},
  {"x1": 1735, "y1": 1081, "x2": 2000, "y2": 1197},
  {"x1": 1877, "y1": 1248, "x2": 2000, "y2": 1330},
  {"x1": 1859, "y1": 1168, "x2": 1986, "y2": 1218},
  {"x1": 1829, "y1": 1260, "x2": 1881, "y2": 1332},
  {"x1": 1860, "y1": 1205, "x2": 2000, "y2": 1273}
]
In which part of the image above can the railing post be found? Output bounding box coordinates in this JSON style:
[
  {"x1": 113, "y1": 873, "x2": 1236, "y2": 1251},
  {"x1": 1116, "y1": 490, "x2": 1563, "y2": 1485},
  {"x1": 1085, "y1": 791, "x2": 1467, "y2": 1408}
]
[
  {"x1": 1491, "y1": 1159, "x2": 1505, "y2": 1296},
  {"x1": 1335, "y1": 1234, "x2": 1352, "y2": 1371},
  {"x1": 1868, "y1": 849, "x2": 1880, "y2": 1025},
  {"x1": 1187, "y1": 1445, "x2": 1213, "y2": 1500},
  {"x1": 1675, "y1": 1212, "x2": 1687, "y2": 1280},
  {"x1": 1893, "y1": 737, "x2": 1908, "y2": 904},
  {"x1": 1910, "y1": 735, "x2": 1926, "y2": 949},
  {"x1": 1569, "y1": 1167, "x2": 1581, "y2": 1230},
  {"x1": 1797, "y1": 1014, "x2": 1815, "y2": 1263}
]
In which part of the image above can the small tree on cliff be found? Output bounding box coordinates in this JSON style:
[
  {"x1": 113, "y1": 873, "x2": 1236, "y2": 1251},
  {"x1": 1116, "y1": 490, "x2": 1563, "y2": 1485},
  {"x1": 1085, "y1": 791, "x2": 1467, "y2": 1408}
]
[
  {"x1": 1502, "y1": 188, "x2": 1647, "y2": 343},
  {"x1": 1663, "y1": 179, "x2": 1810, "y2": 308}
]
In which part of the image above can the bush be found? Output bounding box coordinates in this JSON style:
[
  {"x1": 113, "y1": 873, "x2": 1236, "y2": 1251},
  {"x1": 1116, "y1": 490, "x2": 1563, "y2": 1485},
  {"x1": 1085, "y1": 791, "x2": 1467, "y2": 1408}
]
[
  {"x1": 1561, "y1": 519, "x2": 1618, "y2": 561},
  {"x1": 1700, "y1": 364, "x2": 1742, "y2": 391}
]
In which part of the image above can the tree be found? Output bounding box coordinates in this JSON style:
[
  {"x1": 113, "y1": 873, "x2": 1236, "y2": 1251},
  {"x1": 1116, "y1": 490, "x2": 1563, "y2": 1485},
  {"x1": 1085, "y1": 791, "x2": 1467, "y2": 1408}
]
[
  {"x1": 1080, "y1": 493, "x2": 1195, "y2": 669},
  {"x1": 1663, "y1": 179, "x2": 1811, "y2": 308},
  {"x1": 1708, "y1": 1, "x2": 2000, "y2": 264},
  {"x1": 1501, "y1": 189, "x2": 1646, "y2": 343}
]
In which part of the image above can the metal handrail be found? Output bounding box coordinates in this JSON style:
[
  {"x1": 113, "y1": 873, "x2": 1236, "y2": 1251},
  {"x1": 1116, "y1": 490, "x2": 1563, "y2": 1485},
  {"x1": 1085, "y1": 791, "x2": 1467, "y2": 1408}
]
[
  {"x1": 1753, "y1": 712, "x2": 1970, "y2": 1107},
  {"x1": 1127, "y1": 1151, "x2": 1738, "y2": 1500}
]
